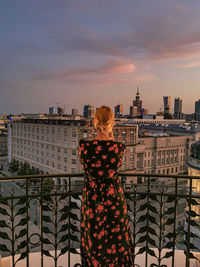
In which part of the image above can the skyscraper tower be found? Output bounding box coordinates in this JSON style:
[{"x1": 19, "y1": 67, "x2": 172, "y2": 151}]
[
  {"x1": 133, "y1": 86, "x2": 142, "y2": 116},
  {"x1": 174, "y1": 97, "x2": 182, "y2": 119},
  {"x1": 115, "y1": 104, "x2": 123, "y2": 117},
  {"x1": 163, "y1": 96, "x2": 171, "y2": 115}
]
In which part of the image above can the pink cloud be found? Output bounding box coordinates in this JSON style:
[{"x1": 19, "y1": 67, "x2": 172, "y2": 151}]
[
  {"x1": 172, "y1": 60, "x2": 200, "y2": 69},
  {"x1": 35, "y1": 58, "x2": 135, "y2": 81}
]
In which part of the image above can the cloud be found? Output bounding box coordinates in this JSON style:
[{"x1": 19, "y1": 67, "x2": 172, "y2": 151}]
[
  {"x1": 35, "y1": 58, "x2": 135, "y2": 80},
  {"x1": 32, "y1": 57, "x2": 156, "y2": 87},
  {"x1": 172, "y1": 60, "x2": 200, "y2": 69}
]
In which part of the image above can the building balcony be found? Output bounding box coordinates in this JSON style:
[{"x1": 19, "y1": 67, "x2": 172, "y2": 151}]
[{"x1": 0, "y1": 172, "x2": 200, "y2": 267}]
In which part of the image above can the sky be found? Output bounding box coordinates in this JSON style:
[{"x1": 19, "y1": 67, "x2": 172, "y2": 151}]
[{"x1": 0, "y1": 0, "x2": 200, "y2": 115}]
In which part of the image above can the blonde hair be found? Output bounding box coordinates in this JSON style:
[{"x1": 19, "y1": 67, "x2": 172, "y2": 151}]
[{"x1": 94, "y1": 105, "x2": 114, "y2": 133}]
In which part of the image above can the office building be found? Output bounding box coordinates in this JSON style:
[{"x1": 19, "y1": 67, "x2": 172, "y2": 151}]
[
  {"x1": 83, "y1": 105, "x2": 95, "y2": 118},
  {"x1": 115, "y1": 104, "x2": 123, "y2": 117},
  {"x1": 49, "y1": 106, "x2": 56, "y2": 115},
  {"x1": 72, "y1": 108, "x2": 78, "y2": 116},
  {"x1": 57, "y1": 106, "x2": 65, "y2": 115},
  {"x1": 195, "y1": 99, "x2": 200, "y2": 120},
  {"x1": 133, "y1": 87, "x2": 142, "y2": 117},
  {"x1": 163, "y1": 96, "x2": 171, "y2": 115},
  {"x1": 174, "y1": 97, "x2": 182, "y2": 119}
]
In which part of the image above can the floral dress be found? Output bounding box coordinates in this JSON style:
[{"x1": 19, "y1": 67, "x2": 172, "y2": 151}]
[{"x1": 78, "y1": 139, "x2": 134, "y2": 267}]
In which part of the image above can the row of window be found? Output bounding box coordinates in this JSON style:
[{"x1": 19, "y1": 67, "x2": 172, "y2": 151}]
[{"x1": 144, "y1": 148, "x2": 186, "y2": 158}]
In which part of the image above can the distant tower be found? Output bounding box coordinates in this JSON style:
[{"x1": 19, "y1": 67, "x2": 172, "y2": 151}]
[
  {"x1": 83, "y1": 105, "x2": 95, "y2": 118},
  {"x1": 57, "y1": 106, "x2": 65, "y2": 115},
  {"x1": 163, "y1": 96, "x2": 171, "y2": 115},
  {"x1": 72, "y1": 108, "x2": 78, "y2": 116},
  {"x1": 174, "y1": 97, "x2": 182, "y2": 119},
  {"x1": 195, "y1": 99, "x2": 200, "y2": 120},
  {"x1": 115, "y1": 104, "x2": 123, "y2": 117},
  {"x1": 49, "y1": 106, "x2": 56, "y2": 115},
  {"x1": 133, "y1": 86, "x2": 142, "y2": 116}
]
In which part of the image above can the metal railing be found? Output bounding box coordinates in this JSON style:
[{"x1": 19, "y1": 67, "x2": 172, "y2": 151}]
[{"x1": 0, "y1": 172, "x2": 200, "y2": 267}]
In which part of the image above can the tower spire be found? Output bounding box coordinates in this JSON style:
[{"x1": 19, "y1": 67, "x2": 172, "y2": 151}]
[{"x1": 137, "y1": 86, "x2": 139, "y2": 95}]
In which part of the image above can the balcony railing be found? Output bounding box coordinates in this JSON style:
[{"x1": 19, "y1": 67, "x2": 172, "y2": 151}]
[{"x1": 0, "y1": 172, "x2": 200, "y2": 267}]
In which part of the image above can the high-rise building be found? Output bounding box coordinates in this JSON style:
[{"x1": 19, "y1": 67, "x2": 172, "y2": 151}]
[
  {"x1": 57, "y1": 106, "x2": 65, "y2": 115},
  {"x1": 195, "y1": 99, "x2": 200, "y2": 116},
  {"x1": 115, "y1": 104, "x2": 123, "y2": 117},
  {"x1": 133, "y1": 87, "x2": 142, "y2": 116},
  {"x1": 83, "y1": 105, "x2": 95, "y2": 118},
  {"x1": 72, "y1": 108, "x2": 78, "y2": 116},
  {"x1": 49, "y1": 106, "x2": 56, "y2": 115},
  {"x1": 163, "y1": 96, "x2": 171, "y2": 115},
  {"x1": 174, "y1": 97, "x2": 182, "y2": 119}
]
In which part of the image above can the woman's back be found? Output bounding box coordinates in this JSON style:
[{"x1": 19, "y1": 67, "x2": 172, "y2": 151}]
[{"x1": 79, "y1": 139, "x2": 134, "y2": 267}]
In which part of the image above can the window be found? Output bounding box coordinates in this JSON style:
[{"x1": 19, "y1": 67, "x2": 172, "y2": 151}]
[
  {"x1": 71, "y1": 168, "x2": 76, "y2": 173},
  {"x1": 72, "y1": 141, "x2": 76, "y2": 147},
  {"x1": 163, "y1": 169, "x2": 165, "y2": 174},
  {"x1": 72, "y1": 150, "x2": 76, "y2": 156},
  {"x1": 72, "y1": 129, "x2": 77, "y2": 138},
  {"x1": 130, "y1": 155, "x2": 134, "y2": 161},
  {"x1": 64, "y1": 158, "x2": 67, "y2": 162},
  {"x1": 72, "y1": 159, "x2": 76, "y2": 164},
  {"x1": 58, "y1": 147, "x2": 61, "y2": 153},
  {"x1": 167, "y1": 168, "x2": 169, "y2": 174},
  {"x1": 130, "y1": 147, "x2": 134, "y2": 153},
  {"x1": 58, "y1": 155, "x2": 61, "y2": 161},
  {"x1": 52, "y1": 162, "x2": 54, "y2": 168},
  {"x1": 64, "y1": 166, "x2": 67, "y2": 172}
]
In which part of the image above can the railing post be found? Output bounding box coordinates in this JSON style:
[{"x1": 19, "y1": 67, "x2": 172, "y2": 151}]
[
  {"x1": 26, "y1": 177, "x2": 29, "y2": 267},
  {"x1": 68, "y1": 175, "x2": 71, "y2": 267},
  {"x1": 40, "y1": 177, "x2": 44, "y2": 267}
]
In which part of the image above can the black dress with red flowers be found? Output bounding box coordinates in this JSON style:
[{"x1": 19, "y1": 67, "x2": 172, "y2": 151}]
[{"x1": 78, "y1": 139, "x2": 134, "y2": 267}]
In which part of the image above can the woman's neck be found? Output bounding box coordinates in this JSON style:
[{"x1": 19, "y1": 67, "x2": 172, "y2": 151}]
[{"x1": 95, "y1": 131, "x2": 110, "y2": 140}]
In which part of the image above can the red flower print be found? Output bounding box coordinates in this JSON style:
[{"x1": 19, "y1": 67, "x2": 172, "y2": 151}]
[
  {"x1": 106, "y1": 200, "x2": 112, "y2": 205},
  {"x1": 109, "y1": 146, "x2": 114, "y2": 151},
  {"x1": 97, "y1": 234, "x2": 102, "y2": 239},
  {"x1": 106, "y1": 142, "x2": 110, "y2": 145},
  {"x1": 86, "y1": 143, "x2": 89, "y2": 146},
  {"x1": 98, "y1": 245, "x2": 102, "y2": 249},
  {"x1": 97, "y1": 204, "x2": 104, "y2": 213},
  {"x1": 89, "y1": 213, "x2": 94, "y2": 219},
  {"x1": 118, "y1": 235, "x2": 122, "y2": 240},
  {"x1": 93, "y1": 259, "x2": 99, "y2": 267},
  {"x1": 93, "y1": 141, "x2": 98, "y2": 144},
  {"x1": 98, "y1": 170, "x2": 103, "y2": 176},
  {"x1": 102, "y1": 155, "x2": 107, "y2": 159},
  {"x1": 111, "y1": 205, "x2": 116, "y2": 210},
  {"x1": 115, "y1": 210, "x2": 120, "y2": 216},
  {"x1": 79, "y1": 146, "x2": 84, "y2": 151},
  {"x1": 90, "y1": 181, "x2": 95, "y2": 188},
  {"x1": 96, "y1": 161, "x2": 101, "y2": 167},
  {"x1": 108, "y1": 187, "x2": 115, "y2": 195},
  {"x1": 107, "y1": 249, "x2": 112, "y2": 254},
  {"x1": 97, "y1": 217, "x2": 100, "y2": 221},
  {"x1": 84, "y1": 150, "x2": 87, "y2": 154},
  {"x1": 115, "y1": 148, "x2": 119, "y2": 153},
  {"x1": 97, "y1": 145, "x2": 101, "y2": 151},
  {"x1": 92, "y1": 194, "x2": 97, "y2": 200},
  {"x1": 91, "y1": 163, "x2": 95, "y2": 167},
  {"x1": 109, "y1": 170, "x2": 115, "y2": 178},
  {"x1": 111, "y1": 158, "x2": 116, "y2": 163}
]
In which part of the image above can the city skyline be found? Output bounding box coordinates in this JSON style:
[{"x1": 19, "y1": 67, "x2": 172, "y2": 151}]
[{"x1": 0, "y1": 0, "x2": 200, "y2": 114}]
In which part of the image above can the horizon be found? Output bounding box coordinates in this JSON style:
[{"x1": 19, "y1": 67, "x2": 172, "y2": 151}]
[{"x1": 0, "y1": 1, "x2": 200, "y2": 115}]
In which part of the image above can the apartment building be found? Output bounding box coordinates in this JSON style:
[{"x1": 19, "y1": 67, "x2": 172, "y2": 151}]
[{"x1": 8, "y1": 118, "x2": 138, "y2": 186}]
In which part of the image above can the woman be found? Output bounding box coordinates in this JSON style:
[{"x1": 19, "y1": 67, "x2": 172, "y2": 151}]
[{"x1": 78, "y1": 105, "x2": 134, "y2": 267}]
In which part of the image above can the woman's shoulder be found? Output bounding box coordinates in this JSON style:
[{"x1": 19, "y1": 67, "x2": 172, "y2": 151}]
[{"x1": 79, "y1": 138, "x2": 125, "y2": 148}]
